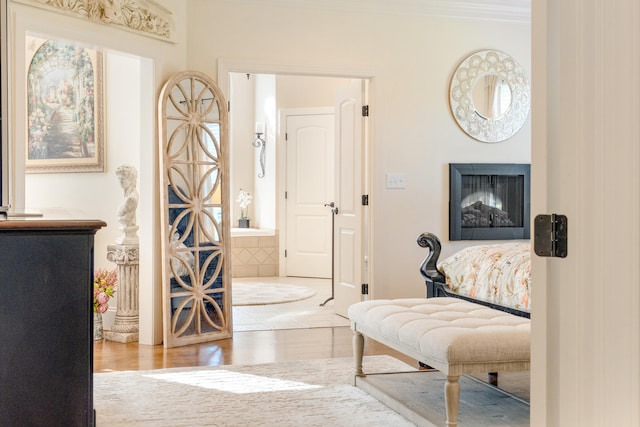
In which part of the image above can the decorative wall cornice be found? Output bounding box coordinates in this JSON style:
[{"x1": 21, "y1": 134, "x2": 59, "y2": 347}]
[
  {"x1": 13, "y1": 0, "x2": 175, "y2": 42},
  {"x1": 225, "y1": 0, "x2": 531, "y2": 24}
]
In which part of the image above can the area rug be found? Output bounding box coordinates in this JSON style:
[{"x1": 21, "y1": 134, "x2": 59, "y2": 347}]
[
  {"x1": 232, "y1": 281, "x2": 316, "y2": 306},
  {"x1": 93, "y1": 356, "x2": 417, "y2": 426}
]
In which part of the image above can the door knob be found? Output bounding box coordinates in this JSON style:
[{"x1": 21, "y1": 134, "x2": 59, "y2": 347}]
[{"x1": 324, "y1": 202, "x2": 338, "y2": 215}]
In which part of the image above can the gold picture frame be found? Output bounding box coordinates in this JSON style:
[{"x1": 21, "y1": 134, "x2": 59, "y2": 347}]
[{"x1": 25, "y1": 36, "x2": 104, "y2": 173}]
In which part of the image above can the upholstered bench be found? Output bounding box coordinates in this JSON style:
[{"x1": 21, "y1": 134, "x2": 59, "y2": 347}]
[{"x1": 348, "y1": 297, "x2": 530, "y2": 427}]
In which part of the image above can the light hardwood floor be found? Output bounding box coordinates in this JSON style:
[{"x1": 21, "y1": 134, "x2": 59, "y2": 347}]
[
  {"x1": 95, "y1": 276, "x2": 416, "y2": 372},
  {"x1": 93, "y1": 327, "x2": 417, "y2": 372}
]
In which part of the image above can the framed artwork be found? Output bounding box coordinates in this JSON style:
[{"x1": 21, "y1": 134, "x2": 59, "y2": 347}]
[{"x1": 25, "y1": 36, "x2": 104, "y2": 173}]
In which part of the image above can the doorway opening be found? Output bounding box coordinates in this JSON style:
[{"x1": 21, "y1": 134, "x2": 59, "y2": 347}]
[{"x1": 223, "y1": 69, "x2": 371, "y2": 331}]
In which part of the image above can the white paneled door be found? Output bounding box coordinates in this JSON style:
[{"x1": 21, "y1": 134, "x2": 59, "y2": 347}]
[
  {"x1": 285, "y1": 111, "x2": 335, "y2": 278},
  {"x1": 333, "y1": 80, "x2": 365, "y2": 317}
]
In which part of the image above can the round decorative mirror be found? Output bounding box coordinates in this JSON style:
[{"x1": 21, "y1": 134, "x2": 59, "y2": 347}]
[{"x1": 449, "y1": 50, "x2": 530, "y2": 143}]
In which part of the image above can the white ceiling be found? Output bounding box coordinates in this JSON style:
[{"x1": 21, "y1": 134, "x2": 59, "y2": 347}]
[{"x1": 228, "y1": 0, "x2": 531, "y2": 24}]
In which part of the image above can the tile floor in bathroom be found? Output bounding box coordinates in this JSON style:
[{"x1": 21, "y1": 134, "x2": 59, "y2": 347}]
[{"x1": 231, "y1": 276, "x2": 351, "y2": 331}]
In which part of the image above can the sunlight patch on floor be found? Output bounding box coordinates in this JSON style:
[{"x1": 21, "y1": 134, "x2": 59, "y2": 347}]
[{"x1": 144, "y1": 370, "x2": 323, "y2": 393}]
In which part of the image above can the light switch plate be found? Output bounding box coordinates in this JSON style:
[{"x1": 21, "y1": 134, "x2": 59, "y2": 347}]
[{"x1": 386, "y1": 173, "x2": 407, "y2": 189}]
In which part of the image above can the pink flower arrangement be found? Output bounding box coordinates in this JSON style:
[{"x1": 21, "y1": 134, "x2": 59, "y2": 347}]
[{"x1": 93, "y1": 268, "x2": 117, "y2": 314}]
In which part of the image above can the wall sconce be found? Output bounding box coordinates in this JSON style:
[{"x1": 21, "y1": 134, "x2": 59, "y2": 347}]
[{"x1": 252, "y1": 122, "x2": 266, "y2": 178}]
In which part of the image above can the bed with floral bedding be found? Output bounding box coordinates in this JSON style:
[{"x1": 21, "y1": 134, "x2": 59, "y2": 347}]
[{"x1": 417, "y1": 232, "x2": 531, "y2": 318}]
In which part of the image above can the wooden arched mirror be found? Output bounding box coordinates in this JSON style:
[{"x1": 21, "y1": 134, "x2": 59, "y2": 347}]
[{"x1": 158, "y1": 71, "x2": 232, "y2": 347}]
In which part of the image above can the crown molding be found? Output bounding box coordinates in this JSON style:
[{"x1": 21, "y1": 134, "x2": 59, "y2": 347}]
[
  {"x1": 12, "y1": 0, "x2": 175, "y2": 42},
  {"x1": 225, "y1": 0, "x2": 531, "y2": 24}
]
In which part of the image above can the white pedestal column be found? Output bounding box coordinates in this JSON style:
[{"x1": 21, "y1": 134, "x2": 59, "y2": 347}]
[{"x1": 105, "y1": 244, "x2": 139, "y2": 343}]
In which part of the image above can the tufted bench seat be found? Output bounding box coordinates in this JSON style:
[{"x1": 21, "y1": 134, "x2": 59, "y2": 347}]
[{"x1": 348, "y1": 297, "x2": 530, "y2": 427}]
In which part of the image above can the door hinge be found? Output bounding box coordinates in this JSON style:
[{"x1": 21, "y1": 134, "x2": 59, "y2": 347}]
[
  {"x1": 534, "y1": 214, "x2": 568, "y2": 258},
  {"x1": 362, "y1": 105, "x2": 369, "y2": 117},
  {"x1": 284, "y1": 249, "x2": 287, "y2": 257},
  {"x1": 361, "y1": 283, "x2": 369, "y2": 295},
  {"x1": 361, "y1": 195, "x2": 369, "y2": 206},
  {"x1": 228, "y1": 100, "x2": 231, "y2": 112},
  {"x1": 285, "y1": 191, "x2": 288, "y2": 199},
  {"x1": 285, "y1": 132, "x2": 288, "y2": 141}
]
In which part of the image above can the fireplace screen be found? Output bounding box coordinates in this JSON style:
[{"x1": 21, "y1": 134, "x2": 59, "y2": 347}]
[{"x1": 449, "y1": 163, "x2": 530, "y2": 240}]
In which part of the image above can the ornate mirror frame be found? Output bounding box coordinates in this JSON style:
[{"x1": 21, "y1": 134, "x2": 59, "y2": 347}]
[
  {"x1": 158, "y1": 71, "x2": 231, "y2": 348},
  {"x1": 449, "y1": 49, "x2": 530, "y2": 143}
]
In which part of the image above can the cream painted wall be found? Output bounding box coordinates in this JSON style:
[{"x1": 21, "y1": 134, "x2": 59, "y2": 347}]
[
  {"x1": 230, "y1": 73, "x2": 256, "y2": 224},
  {"x1": 9, "y1": 0, "x2": 188, "y2": 345},
  {"x1": 230, "y1": 73, "x2": 277, "y2": 230},
  {"x1": 253, "y1": 74, "x2": 276, "y2": 230},
  {"x1": 25, "y1": 51, "x2": 143, "y2": 328},
  {"x1": 276, "y1": 75, "x2": 350, "y2": 109},
  {"x1": 187, "y1": 0, "x2": 531, "y2": 299}
]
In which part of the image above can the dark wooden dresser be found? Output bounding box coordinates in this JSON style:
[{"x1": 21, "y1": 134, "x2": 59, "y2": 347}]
[{"x1": 0, "y1": 218, "x2": 105, "y2": 426}]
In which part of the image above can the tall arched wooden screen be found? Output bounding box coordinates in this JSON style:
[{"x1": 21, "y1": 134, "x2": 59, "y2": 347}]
[{"x1": 158, "y1": 71, "x2": 231, "y2": 347}]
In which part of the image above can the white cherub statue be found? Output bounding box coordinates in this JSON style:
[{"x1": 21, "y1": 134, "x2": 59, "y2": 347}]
[{"x1": 115, "y1": 164, "x2": 139, "y2": 245}]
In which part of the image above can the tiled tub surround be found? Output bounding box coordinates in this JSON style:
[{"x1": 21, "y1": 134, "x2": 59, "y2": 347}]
[{"x1": 231, "y1": 229, "x2": 278, "y2": 277}]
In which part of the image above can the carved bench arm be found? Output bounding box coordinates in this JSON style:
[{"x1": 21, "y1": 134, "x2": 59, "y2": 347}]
[{"x1": 417, "y1": 232, "x2": 444, "y2": 282}]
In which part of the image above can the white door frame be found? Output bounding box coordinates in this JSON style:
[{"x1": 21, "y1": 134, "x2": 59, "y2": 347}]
[
  {"x1": 218, "y1": 58, "x2": 375, "y2": 290},
  {"x1": 279, "y1": 107, "x2": 335, "y2": 277}
]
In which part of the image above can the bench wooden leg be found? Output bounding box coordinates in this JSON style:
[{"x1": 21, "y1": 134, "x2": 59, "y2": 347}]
[
  {"x1": 445, "y1": 375, "x2": 460, "y2": 427},
  {"x1": 352, "y1": 330, "x2": 365, "y2": 383},
  {"x1": 488, "y1": 372, "x2": 498, "y2": 386}
]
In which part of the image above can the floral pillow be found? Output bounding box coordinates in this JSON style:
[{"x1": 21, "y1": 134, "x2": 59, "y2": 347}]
[{"x1": 437, "y1": 242, "x2": 531, "y2": 310}]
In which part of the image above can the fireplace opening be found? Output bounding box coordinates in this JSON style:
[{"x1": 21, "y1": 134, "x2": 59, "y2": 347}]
[{"x1": 449, "y1": 163, "x2": 530, "y2": 240}]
